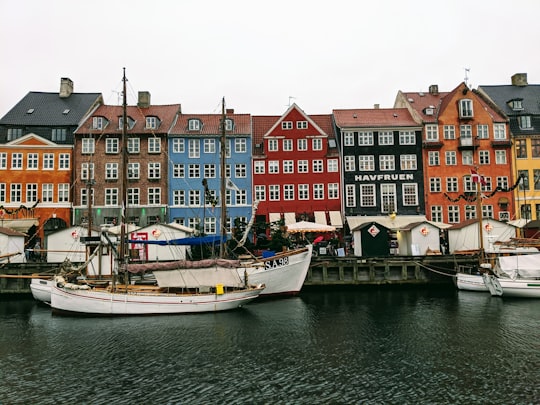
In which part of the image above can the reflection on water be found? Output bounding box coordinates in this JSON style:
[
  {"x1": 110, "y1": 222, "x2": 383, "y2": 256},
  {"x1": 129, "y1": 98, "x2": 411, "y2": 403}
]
[{"x1": 1, "y1": 289, "x2": 539, "y2": 404}]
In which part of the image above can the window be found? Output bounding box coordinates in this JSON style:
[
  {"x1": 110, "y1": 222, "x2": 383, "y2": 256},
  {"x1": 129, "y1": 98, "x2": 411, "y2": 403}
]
[
  {"x1": 128, "y1": 137, "x2": 140, "y2": 153},
  {"x1": 344, "y1": 132, "x2": 354, "y2": 146},
  {"x1": 399, "y1": 131, "x2": 415, "y2": 145},
  {"x1": 518, "y1": 170, "x2": 529, "y2": 190},
  {"x1": 312, "y1": 160, "x2": 323, "y2": 173},
  {"x1": 189, "y1": 190, "x2": 200, "y2": 206},
  {"x1": 283, "y1": 139, "x2": 293, "y2": 151},
  {"x1": 511, "y1": 99, "x2": 523, "y2": 110},
  {"x1": 92, "y1": 117, "x2": 105, "y2": 130},
  {"x1": 345, "y1": 184, "x2": 356, "y2": 207},
  {"x1": 0, "y1": 183, "x2": 4, "y2": 202},
  {"x1": 462, "y1": 150, "x2": 473, "y2": 165},
  {"x1": 145, "y1": 117, "x2": 158, "y2": 129},
  {"x1": 10, "y1": 184, "x2": 22, "y2": 202},
  {"x1": 284, "y1": 184, "x2": 295, "y2": 200},
  {"x1": 283, "y1": 160, "x2": 294, "y2": 173},
  {"x1": 81, "y1": 163, "x2": 94, "y2": 180},
  {"x1": 203, "y1": 164, "x2": 216, "y2": 178},
  {"x1": 464, "y1": 176, "x2": 475, "y2": 193},
  {"x1": 328, "y1": 183, "x2": 339, "y2": 199},
  {"x1": 204, "y1": 217, "x2": 216, "y2": 234},
  {"x1": 7, "y1": 128, "x2": 22, "y2": 140},
  {"x1": 460, "y1": 125, "x2": 472, "y2": 145},
  {"x1": 495, "y1": 150, "x2": 507, "y2": 164},
  {"x1": 27, "y1": 153, "x2": 38, "y2": 169},
  {"x1": 425, "y1": 125, "x2": 438, "y2": 141},
  {"x1": 148, "y1": 138, "x2": 161, "y2": 153},
  {"x1": 477, "y1": 124, "x2": 489, "y2": 139},
  {"x1": 148, "y1": 188, "x2": 161, "y2": 205},
  {"x1": 445, "y1": 151, "x2": 457, "y2": 165},
  {"x1": 360, "y1": 184, "x2": 376, "y2": 207},
  {"x1": 493, "y1": 124, "x2": 506, "y2": 140},
  {"x1": 379, "y1": 131, "x2": 394, "y2": 145},
  {"x1": 269, "y1": 185, "x2": 280, "y2": 201},
  {"x1": 281, "y1": 121, "x2": 292, "y2": 129},
  {"x1": 105, "y1": 188, "x2": 118, "y2": 206},
  {"x1": 446, "y1": 177, "x2": 458, "y2": 192},
  {"x1": 518, "y1": 116, "x2": 532, "y2": 129},
  {"x1": 358, "y1": 155, "x2": 375, "y2": 171},
  {"x1": 172, "y1": 164, "x2": 184, "y2": 178},
  {"x1": 478, "y1": 150, "x2": 490, "y2": 165},
  {"x1": 235, "y1": 138, "x2": 247, "y2": 153},
  {"x1": 298, "y1": 184, "x2": 309, "y2": 200},
  {"x1": 26, "y1": 184, "x2": 38, "y2": 203},
  {"x1": 534, "y1": 169, "x2": 540, "y2": 191},
  {"x1": 497, "y1": 176, "x2": 508, "y2": 190},
  {"x1": 235, "y1": 164, "x2": 246, "y2": 178},
  {"x1": 187, "y1": 139, "x2": 200, "y2": 158},
  {"x1": 459, "y1": 99, "x2": 473, "y2": 118},
  {"x1": 82, "y1": 138, "x2": 95, "y2": 154},
  {"x1": 11, "y1": 153, "x2": 22, "y2": 169},
  {"x1": 58, "y1": 184, "x2": 69, "y2": 203},
  {"x1": 312, "y1": 138, "x2": 323, "y2": 151},
  {"x1": 443, "y1": 125, "x2": 455, "y2": 140},
  {"x1": 313, "y1": 184, "x2": 324, "y2": 200},
  {"x1": 465, "y1": 204, "x2": 477, "y2": 220},
  {"x1": 448, "y1": 206, "x2": 460, "y2": 223},
  {"x1": 128, "y1": 162, "x2": 140, "y2": 179},
  {"x1": 59, "y1": 154, "x2": 70, "y2": 170},
  {"x1": 298, "y1": 160, "x2": 308, "y2": 173},
  {"x1": 400, "y1": 155, "x2": 416, "y2": 170},
  {"x1": 327, "y1": 159, "x2": 338, "y2": 172},
  {"x1": 297, "y1": 139, "x2": 307, "y2": 151},
  {"x1": 43, "y1": 153, "x2": 54, "y2": 170},
  {"x1": 128, "y1": 188, "x2": 140, "y2": 206},
  {"x1": 430, "y1": 178, "x2": 441, "y2": 192},
  {"x1": 254, "y1": 161, "x2": 265, "y2": 174},
  {"x1": 172, "y1": 138, "x2": 184, "y2": 153},
  {"x1": 297, "y1": 121, "x2": 308, "y2": 129},
  {"x1": 52, "y1": 128, "x2": 67, "y2": 141},
  {"x1": 188, "y1": 164, "x2": 200, "y2": 178},
  {"x1": 431, "y1": 205, "x2": 443, "y2": 222},
  {"x1": 428, "y1": 151, "x2": 440, "y2": 166},
  {"x1": 254, "y1": 185, "x2": 266, "y2": 201},
  {"x1": 188, "y1": 119, "x2": 201, "y2": 131},
  {"x1": 358, "y1": 131, "x2": 374, "y2": 145},
  {"x1": 0, "y1": 153, "x2": 6, "y2": 169},
  {"x1": 105, "y1": 163, "x2": 119, "y2": 180},
  {"x1": 379, "y1": 155, "x2": 395, "y2": 171},
  {"x1": 225, "y1": 119, "x2": 234, "y2": 131},
  {"x1": 235, "y1": 189, "x2": 247, "y2": 205},
  {"x1": 344, "y1": 156, "x2": 355, "y2": 172},
  {"x1": 42, "y1": 184, "x2": 53, "y2": 203},
  {"x1": 381, "y1": 184, "x2": 396, "y2": 213},
  {"x1": 204, "y1": 139, "x2": 216, "y2": 154},
  {"x1": 532, "y1": 139, "x2": 540, "y2": 158},
  {"x1": 269, "y1": 161, "x2": 279, "y2": 174},
  {"x1": 148, "y1": 163, "x2": 161, "y2": 179},
  {"x1": 402, "y1": 184, "x2": 418, "y2": 206},
  {"x1": 268, "y1": 139, "x2": 278, "y2": 151}
]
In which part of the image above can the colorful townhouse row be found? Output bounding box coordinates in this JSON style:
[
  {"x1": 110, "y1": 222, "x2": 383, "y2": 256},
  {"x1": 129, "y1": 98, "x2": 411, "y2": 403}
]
[{"x1": 0, "y1": 73, "x2": 539, "y2": 246}]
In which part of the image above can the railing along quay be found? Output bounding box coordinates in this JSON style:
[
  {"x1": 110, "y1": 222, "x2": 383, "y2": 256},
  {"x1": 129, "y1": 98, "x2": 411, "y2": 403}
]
[{"x1": 0, "y1": 255, "x2": 477, "y2": 295}]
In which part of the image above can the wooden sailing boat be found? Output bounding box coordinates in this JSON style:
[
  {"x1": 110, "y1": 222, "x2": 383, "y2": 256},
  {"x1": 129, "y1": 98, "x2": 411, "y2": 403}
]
[{"x1": 49, "y1": 69, "x2": 265, "y2": 315}]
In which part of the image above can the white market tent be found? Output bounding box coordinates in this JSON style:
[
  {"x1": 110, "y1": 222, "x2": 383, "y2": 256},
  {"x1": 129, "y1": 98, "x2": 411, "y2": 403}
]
[{"x1": 286, "y1": 221, "x2": 336, "y2": 234}]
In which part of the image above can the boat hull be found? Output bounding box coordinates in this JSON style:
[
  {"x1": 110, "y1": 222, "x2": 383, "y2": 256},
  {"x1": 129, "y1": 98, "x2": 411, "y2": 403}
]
[
  {"x1": 239, "y1": 245, "x2": 312, "y2": 296},
  {"x1": 30, "y1": 278, "x2": 53, "y2": 303},
  {"x1": 50, "y1": 283, "x2": 264, "y2": 315},
  {"x1": 497, "y1": 279, "x2": 540, "y2": 298},
  {"x1": 455, "y1": 272, "x2": 488, "y2": 292}
]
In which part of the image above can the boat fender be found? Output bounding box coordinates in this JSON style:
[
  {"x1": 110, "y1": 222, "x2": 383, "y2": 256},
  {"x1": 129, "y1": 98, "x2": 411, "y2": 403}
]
[
  {"x1": 78, "y1": 284, "x2": 91, "y2": 290},
  {"x1": 64, "y1": 283, "x2": 79, "y2": 290}
]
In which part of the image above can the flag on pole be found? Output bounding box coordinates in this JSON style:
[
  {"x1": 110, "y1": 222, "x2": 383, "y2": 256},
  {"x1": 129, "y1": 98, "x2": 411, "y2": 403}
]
[
  {"x1": 471, "y1": 168, "x2": 486, "y2": 186},
  {"x1": 225, "y1": 178, "x2": 240, "y2": 192}
]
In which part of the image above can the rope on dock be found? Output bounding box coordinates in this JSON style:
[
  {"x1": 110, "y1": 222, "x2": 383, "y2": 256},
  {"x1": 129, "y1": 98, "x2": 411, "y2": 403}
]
[{"x1": 413, "y1": 261, "x2": 455, "y2": 277}]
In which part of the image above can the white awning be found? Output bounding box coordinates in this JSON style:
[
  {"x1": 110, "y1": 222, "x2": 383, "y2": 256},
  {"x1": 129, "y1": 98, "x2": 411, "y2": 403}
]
[
  {"x1": 329, "y1": 211, "x2": 343, "y2": 228},
  {"x1": 269, "y1": 213, "x2": 281, "y2": 223},
  {"x1": 314, "y1": 211, "x2": 327, "y2": 225},
  {"x1": 284, "y1": 212, "x2": 296, "y2": 225}
]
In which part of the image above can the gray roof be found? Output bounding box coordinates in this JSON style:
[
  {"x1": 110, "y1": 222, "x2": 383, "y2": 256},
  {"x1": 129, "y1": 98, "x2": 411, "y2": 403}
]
[{"x1": 0, "y1": 91, "x2": 103, "y2": 126}]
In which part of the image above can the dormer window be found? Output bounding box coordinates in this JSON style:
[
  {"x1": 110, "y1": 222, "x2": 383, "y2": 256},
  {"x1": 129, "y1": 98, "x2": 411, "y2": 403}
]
[
  {"x1": 118, "y1": 116, "x2": 135, "y2": 130},
  {"x1": 93, "y1": 116, "x2": 106, "y2": 130},
  {"x1": 424, "y1": 106, "x2": 435, "y2": 115},
  {"x1": 188, "y1": 119, "x2": 201, "y2": 131},
  {"x1": 459, "y1": 99, "x2": 473, "y2": 119},
  {"x1": 145, "y1": 116, "x2": 159, "y2": 129},
  {"x1": 225, "y1": 118, "x2": 234, "y2": 131},
  {"x1": 510, "y1": 99, "x2": 524, "y2": 111},
  {"x1": 518, "y1": 116, "x2": 532, "y2": 129}
]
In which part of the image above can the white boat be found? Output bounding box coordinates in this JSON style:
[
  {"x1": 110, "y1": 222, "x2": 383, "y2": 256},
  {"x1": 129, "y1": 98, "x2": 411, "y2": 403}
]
[
  {"x1": 486, "y1": 253, "x2": 540, "y2": 298},
  {"x1": 30, "y1": 277, "x2": 53, "y2": 303},
  {"x1": 455, "y1": 265, "x2": 489, "y2": 292}
]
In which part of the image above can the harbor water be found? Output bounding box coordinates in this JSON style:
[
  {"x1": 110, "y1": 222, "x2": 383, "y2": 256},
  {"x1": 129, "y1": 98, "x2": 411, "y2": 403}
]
[{"x1": 1, "y1": 287, "x2": 539, "y2": 404}]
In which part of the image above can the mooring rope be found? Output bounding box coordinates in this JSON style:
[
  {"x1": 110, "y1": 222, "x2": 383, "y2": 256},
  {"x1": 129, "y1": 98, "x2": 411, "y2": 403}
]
[{"x1": 413, "y1": 261, "x2": 455, "y2": 277}]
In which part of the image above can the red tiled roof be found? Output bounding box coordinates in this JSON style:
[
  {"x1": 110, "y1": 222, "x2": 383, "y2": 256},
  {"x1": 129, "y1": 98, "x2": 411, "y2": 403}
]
[
  {"x1": 170, "y1": 113, "x2": 251, "y2": 135},
  {"x1": 333, "y1": 108, "x2": 419, "y2": 128}
]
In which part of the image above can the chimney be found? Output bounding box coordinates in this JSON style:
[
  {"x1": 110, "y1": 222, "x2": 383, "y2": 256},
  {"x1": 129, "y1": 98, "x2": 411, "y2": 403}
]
[
  {"x1": 511, "y1": 73, "x2": 528, "y2": 87},
  {"x1": 59, "y1": 78, "x2": 74, "y2": 98},
  {"x1": 137, "y1": 91, "x2": 151, "y2": 108},
  {"x1": 226, "y1": 108, "x2": 234, "y2": 114},
  {"x1": 429, "y1": 85, "x2": 439, "y2": 95},
  {"x1": 374, "y1": 104, "x2": 380, "y2": 109}
]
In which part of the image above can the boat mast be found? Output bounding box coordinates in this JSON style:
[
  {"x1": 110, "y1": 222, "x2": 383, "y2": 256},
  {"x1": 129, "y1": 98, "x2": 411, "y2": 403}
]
[
  {"x1": 476, "y1": 169, "x2": 484, "y2": 262},
  {"x1": 219, "y1": 97, "x2": 227, "y2": 258},
  {"x1": 119, "y1": 68, "x2": 129, "y2": 270}
]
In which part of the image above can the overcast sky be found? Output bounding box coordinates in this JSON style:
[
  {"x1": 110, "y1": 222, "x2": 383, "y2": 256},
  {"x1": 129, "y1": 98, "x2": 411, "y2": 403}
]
[{"x1": 1, "y1": 0, "x2": 539, "y2": 117}]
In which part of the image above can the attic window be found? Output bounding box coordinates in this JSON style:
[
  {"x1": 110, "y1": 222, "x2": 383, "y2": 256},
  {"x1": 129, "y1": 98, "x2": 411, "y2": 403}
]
[
  {"x1": 225, "y1": 118, "x2": 233, "y2": 131},
  {"x1": 510, "y1": 99, "x2": 524, "y2": 111},
  {"x1": 63, "y1": 109, "x2": 70, "y2": 115},
  {"x1": 145, "y1": 116, "x2": 159, "y2": 129},
  {"x1": 26, "y1": 108, "x2": 34, "y2": 114},
  {"x1": 188, "y1": 119, "x2": 201, "y2": 131},
  {"x1": 459, "y1": 99, "x2": 473, "y2": 119}
]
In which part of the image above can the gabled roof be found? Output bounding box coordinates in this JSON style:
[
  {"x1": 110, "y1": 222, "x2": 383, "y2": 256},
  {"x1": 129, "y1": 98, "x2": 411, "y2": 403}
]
[
  {"x1": 261, "y1": 103, "x2": 328, "y2": 139},
  {"x1": 75, "y1": 104, "x2": 181, "y2": 135},
  {"x1": 478, "y1": 83, "x2": 540, "y2": 116},
  {"x1": 170, "y1": 112, "x2": 251, "y2": 136},
  {"x1": 0, "y1": 92, "x2": 103, "y2": 126},
  {"x1": 333, "y1": 108, "x2": 420, "y2": 128},
  {"x1": 394, "y1": 89, "x2": 449, "y2": 123}
]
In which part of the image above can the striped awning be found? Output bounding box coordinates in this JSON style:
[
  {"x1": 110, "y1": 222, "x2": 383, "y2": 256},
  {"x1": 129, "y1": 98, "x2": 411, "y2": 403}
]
[
  {"x1": 314, "y1": 211, "x2": 327, "y2": 225},
  {"x1": 269, "y1": 213, "x2": 281, "y2": 223},
  {"x1": 329, "y1": 211, "x2": 343, "y2": 228}
]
